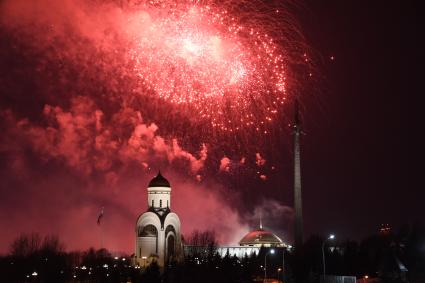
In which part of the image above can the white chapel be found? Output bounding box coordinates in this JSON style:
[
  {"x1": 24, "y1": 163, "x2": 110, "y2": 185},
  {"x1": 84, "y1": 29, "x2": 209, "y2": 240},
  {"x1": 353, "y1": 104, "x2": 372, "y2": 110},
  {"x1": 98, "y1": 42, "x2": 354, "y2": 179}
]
[{"x1": 134, "y1": 172, "x2": 182, "y2": 268}]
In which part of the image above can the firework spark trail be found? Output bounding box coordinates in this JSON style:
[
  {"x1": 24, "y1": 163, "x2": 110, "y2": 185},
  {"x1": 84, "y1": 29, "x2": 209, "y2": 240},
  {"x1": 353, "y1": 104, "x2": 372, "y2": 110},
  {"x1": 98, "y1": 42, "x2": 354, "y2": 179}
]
[
  {"x1": 1, "y1": 0, "x2": 310, "y2": 172},
  {"x1": 121, "y1": 0, "x2": 305, "y2": 132},
  {"x1": 0, "y1": 0, "x2": 309, "y2": 252}
]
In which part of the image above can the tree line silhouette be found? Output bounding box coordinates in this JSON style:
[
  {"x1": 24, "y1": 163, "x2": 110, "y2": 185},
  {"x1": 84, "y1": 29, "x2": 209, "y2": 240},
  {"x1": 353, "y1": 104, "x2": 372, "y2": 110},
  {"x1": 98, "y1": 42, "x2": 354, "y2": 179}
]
[{"x1": 1, "y1": 225, "x2": 424, "y2": 283}]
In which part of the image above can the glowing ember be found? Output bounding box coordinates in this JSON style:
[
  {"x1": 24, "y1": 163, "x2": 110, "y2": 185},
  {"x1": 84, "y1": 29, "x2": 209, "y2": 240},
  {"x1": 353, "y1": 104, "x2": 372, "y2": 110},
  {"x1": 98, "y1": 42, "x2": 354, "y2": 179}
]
[{"x1": 125, "y1": 1, "x2": 294, "y2": 132}]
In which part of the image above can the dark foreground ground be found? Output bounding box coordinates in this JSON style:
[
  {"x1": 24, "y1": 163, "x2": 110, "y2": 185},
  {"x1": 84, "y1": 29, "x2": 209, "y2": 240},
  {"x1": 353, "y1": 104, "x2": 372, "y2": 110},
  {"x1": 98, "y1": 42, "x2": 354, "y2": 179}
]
[{"x1": 1, "y1": 226, "x2": 424, "y2": 283}]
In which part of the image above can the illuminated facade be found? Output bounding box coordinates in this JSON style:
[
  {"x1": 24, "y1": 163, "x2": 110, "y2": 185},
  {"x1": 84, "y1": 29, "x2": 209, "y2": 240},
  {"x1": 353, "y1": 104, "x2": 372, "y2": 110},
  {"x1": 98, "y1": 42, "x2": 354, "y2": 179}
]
[
  {"x1": 135, "y1": 172, "x2": 182, "y2": 268},
  {"x1": 135, "y1": 172, "x2": 288, "y2": 267},
  {"x1": 184, "y1": 224, "x2": 289, "y2": 259},
  {"x1": 239, "y1": 227, "x2": 286, "y2": 248}
]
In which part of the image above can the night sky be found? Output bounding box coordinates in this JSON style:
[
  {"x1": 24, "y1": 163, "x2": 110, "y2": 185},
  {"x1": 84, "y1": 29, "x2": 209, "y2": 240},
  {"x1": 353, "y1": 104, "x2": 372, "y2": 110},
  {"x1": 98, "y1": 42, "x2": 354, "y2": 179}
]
[
  {"x1": 0, "y1": 0, "x2": 423, "y2": 254},
  {"x1": 300, "y1": 0, "x2": 424, "y2": 239}
]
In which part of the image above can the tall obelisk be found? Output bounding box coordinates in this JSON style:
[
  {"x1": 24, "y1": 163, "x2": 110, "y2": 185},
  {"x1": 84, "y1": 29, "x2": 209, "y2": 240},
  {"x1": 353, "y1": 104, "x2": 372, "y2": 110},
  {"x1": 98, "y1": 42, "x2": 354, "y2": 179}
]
[{"x1": 293, "y1": 99, "x2": 303, "y2": 248}]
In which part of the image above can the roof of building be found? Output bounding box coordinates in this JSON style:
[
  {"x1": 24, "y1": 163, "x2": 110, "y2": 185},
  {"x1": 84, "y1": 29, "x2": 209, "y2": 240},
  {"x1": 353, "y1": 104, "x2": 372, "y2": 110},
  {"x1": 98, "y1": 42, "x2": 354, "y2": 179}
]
[
  {"x1": 239, "y1": 228, "x2": 283, "y2": 246},
  {"x1": 148, "y1": 171, "x2": 170, "y2": 188}
]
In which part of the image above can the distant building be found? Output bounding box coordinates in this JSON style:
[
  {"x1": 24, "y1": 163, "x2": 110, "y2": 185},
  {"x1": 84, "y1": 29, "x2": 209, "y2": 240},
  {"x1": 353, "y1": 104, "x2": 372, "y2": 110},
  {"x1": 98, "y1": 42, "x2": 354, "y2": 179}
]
[
  {"x1": 134, "y1": 172, "x2": 183, "y2": 268},
  {"x1": 185, "y1": 221, "x2": 290, "y2": 259},
  {"x1": 135, "y1": 172, "x2": 289, "y2": 267},
  {"x1": 379, "y1": 223, "x2": 392, "y2": 235},
  {"x1": 239, "y1": 225, "x2": 286, "y2": 247}
]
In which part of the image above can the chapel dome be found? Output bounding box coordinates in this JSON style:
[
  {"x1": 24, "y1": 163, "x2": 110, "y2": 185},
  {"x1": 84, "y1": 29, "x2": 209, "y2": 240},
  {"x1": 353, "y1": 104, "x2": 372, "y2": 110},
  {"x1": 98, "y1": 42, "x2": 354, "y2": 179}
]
[
  {"x1": 239, "y1": 228, "x2": 283, "y2": 246},
  {"x1": 148, "y1": 171, "x2": 170, "y2": 188}
]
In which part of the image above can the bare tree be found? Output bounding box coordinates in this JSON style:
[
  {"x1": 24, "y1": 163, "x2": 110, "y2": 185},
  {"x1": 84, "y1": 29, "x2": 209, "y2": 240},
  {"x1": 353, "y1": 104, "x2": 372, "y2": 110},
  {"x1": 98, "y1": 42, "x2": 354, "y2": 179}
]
[
  {"x1": 185, "y1": 230, "x2": 217, "y2": 260},
  {"x1": 186, "y1": 230, "x2": 217, "y2": 247},
  {"x1": 41, "y1": 234, "x2": 64, "y2": 254},
  {"x1": 10, "y1": 233, "x2": 41, "y2": 257}
]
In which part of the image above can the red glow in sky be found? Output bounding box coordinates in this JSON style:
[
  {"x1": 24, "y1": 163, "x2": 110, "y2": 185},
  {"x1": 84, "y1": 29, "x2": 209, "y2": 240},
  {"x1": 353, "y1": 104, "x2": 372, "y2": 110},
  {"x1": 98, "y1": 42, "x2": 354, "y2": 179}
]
[
  {"x1": 0, "y1": 0, "x2": 303, "y2": 253},
  {"x1": 126, "y1": 2, "x2": 289, "y2": 131}
]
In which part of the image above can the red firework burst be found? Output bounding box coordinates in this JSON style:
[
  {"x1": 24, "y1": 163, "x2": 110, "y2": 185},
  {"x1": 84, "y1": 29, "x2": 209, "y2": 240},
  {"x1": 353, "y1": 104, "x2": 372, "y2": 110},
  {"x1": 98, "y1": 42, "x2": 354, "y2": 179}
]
[{"x1": 124, "y1": 0, "x2": 303, "y2": 132}]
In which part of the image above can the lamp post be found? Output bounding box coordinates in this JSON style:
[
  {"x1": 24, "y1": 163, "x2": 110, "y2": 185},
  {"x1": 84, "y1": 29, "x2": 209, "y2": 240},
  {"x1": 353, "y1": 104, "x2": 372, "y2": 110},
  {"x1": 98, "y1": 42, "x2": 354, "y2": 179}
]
[
  {"x1": 277, "y1": 268, "x2": 282, "y2": 282},
  {"x1": 282, "y1": 246, "x2": 286, "y2": 283},
  {"x1": 264, "y1": 249, "x2": 275, "y2": 283},
  {"x1": 322, "y1": 234, "x2": 335, "y2": 283}
]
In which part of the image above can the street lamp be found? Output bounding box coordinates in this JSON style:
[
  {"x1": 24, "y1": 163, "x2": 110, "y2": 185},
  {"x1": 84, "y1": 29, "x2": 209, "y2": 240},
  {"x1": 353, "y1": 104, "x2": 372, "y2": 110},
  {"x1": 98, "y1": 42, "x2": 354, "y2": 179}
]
[
  {"x1": 264, "y1": 249, "x2": 275, "y2": 283},
  {"x1": 322, "y1": 234, "x2": 335, "y2": 283},
  {"x1": 282, "y1": 246, "x2": 286, "y2": 283},
  {"x1": 277, "y1": 268, "x2": 282, "y2": 282}
]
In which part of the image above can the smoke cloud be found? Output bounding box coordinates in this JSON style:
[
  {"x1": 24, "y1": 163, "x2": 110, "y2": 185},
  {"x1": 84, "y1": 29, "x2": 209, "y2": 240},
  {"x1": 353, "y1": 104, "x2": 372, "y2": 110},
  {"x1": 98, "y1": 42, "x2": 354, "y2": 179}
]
[
  {"x1": 219, "y1": 157, "x2": 231, "y2": 172},
  {"x1": 0, "y1": 0, "x2": 293, "y2": 253},
  {"x1": 251, "y1": 199, "x2": 294, "y2": 244},
  {"x1": 0, "y1": 97, "x2": 249, "y2": 252}
]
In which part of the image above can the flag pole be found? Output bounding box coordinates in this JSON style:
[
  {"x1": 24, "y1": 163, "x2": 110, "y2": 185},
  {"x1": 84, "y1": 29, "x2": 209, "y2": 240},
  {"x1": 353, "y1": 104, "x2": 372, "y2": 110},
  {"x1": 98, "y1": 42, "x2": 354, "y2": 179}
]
[
  {"x1": 100, "y1": 221, "x2": 103, "y2": 250},
  {"x1": 97, "y1": 207, "x2": 104, "y2": 250}
]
